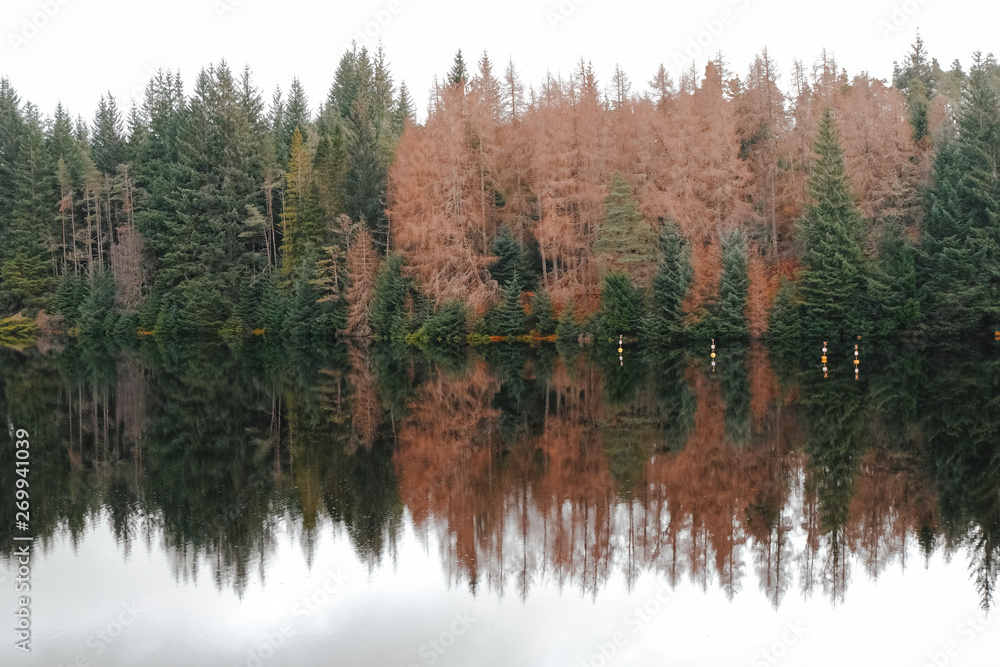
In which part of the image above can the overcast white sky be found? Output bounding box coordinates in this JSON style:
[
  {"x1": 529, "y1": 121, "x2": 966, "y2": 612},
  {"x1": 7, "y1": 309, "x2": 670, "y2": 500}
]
[{"x1": 2, "y1": 0, "x2": 997, "y2": 123}]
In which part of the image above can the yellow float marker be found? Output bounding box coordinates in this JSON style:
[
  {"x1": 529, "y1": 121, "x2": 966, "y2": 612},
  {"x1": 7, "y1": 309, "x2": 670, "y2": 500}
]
[{"x1": 711, "y1": 338, "x2": 716, "y2": 372}]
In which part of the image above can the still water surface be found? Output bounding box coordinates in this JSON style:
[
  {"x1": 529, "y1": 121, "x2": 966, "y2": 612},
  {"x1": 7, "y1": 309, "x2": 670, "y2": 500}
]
[{"x1": 1, "y1": 340, "x2": 998, "y2": 666}]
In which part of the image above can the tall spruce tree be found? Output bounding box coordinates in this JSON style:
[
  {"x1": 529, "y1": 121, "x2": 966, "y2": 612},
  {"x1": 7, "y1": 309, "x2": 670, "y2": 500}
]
[
  {"x1": 717, "y1": 229, "x2": 749, "y2": 340},
  {"x1": 531, "y1": 290, "x2": 556, "y2": 335},
  {"x1": 91, "y1": 93, "x2": 124, "y2": 174},
  {"x1": 370, "y1": 253, "x2": 409, "y2": 340},
  {"x1": 643, "y1": 218, "x2": 692, "y2": 344},
  {"x1": 766, "y1": 276, "x2": 801, "y2": 344},
  {"x1": 893, "y1": 34, "x2": 936, "y2": 143},
  {"x1": 0, "y1": 79, "x2": 21, "y2": 227},
  {"x1": 1, "y1": 105, "x2": 56, "y2": 312},
  {"x1": 494, "y1": 276, "x2": 526, "y2": 337},
  {"x1": 448, "y1": 50, "x2": 468, "y2": 89},
  {"x1": 919, "y1": 53, "x2": 1000, "y2": 336},
  {"x1": 597, "y1": 272, "x2": 643, "y2": 338},
  {"x1": 797, "y1": 108, "x2": 867, "y2": 340},
  {"x1": 279, "y1": 128, "x2": 322, "y2": 287},
  {"x1": 956, "y1": 53, "x2": 1000, "y2": 333},
  {"x1": 488, "y1": 224, "x2": 528, "y2": 289},
  {"x1": 593, "y1": 172, "x2": 657, "y2": 278}
]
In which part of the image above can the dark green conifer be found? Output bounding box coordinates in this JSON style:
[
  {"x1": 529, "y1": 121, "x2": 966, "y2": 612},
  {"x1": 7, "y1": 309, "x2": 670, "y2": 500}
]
[
  {"x1": 644, "y1": 218, "x2": 692, "y2": 343},
  {"x1": 716, "y1": 229, "x2": 749, "y2": 341},
  {"x1": 531, "y1": 291, "x2": 556, "y2": 335},
  {"x1": 593, "y1": 173, "x2": 657, "y2": 277},
  {"x1": 797, "y1": 108, "x2": 867, "y2": 340}
]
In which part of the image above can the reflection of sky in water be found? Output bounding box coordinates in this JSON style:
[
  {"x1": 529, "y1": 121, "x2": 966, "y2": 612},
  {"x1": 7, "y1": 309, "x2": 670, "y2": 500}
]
[{"x1": 5, "y1": 505, "x2": 996, "y2": 667}]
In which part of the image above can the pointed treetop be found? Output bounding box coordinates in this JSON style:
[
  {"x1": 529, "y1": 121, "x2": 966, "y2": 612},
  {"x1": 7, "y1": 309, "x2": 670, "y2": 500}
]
[{"x1": 448, "y1": 49, "x2": 468, "y2": 89}]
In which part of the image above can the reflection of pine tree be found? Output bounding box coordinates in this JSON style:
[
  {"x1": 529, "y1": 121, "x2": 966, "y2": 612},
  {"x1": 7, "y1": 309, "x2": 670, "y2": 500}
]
[
  {"x1": 800, "y1": 363, "x2": 869, "y2": 602},
  {"x1": 919, "y1": 346, "x2": 1000, "y2": 610},
  {"x1": 718, "y1": 346, "x2": 751, "y2": 446},
  {"x1": 484, "y1": 343, "x2": 530, "y2": 443},
  {"x1": 646, "y1": 347, "x2": 695, "y2": 452},
  {"x1": 596, "y1": 347, "x2": 659, "y2": 498}
]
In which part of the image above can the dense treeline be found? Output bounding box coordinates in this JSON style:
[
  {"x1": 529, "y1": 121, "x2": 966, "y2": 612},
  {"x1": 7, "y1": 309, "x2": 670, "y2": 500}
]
[
  {"x1": 0, "y1": 45, "x2": 413, "y2": 344},
  {"x1": 1, "y1": 37, "x2": 999, "y2": 347}
]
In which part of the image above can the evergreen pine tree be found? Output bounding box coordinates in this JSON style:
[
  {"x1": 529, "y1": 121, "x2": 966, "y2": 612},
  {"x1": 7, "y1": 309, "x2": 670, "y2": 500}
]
[
  {"x1": 141, "y1": 64, "x2": 266, "y2": 334},
  {"x1": 448, "y1": 50, "x2": 468, "y2": 89},
  {"x1": 91, "y1": 93, "x2": 124, "y2": 174},
  {"x1": 370, "y1": 253, "x2": 409, "y2": 340},
  {"x1": 597, "y1": 273, "x2": 643, "y2": 339},
  {"x1": 592, "y1": 172, "x2": 657, "y2": 278},
  {"x1": 314, "y1": 124, "x2": 348, "y2": 223},
  {"x1": 864, "y1": 228, "x2": 922, "y2": 336},
  {"x1": 0, "y1": 79, "x2": 22, "y2": 227},
  {"x1": 556, "y1": 305, "x2": 581, "y2": 345},
  {"x1": 716, "y1": 229, "x2": 749, "y2": 340},
  {"x1": 892, "y1": 33, "x2": 936, "y2": 143},
  {"x1": 279, "y1": 128, "x2": 322, "y2": 287},
  {"x1": 956, "y1": 53, "x2": 1000, "y2": 332},
  {"x1": 643, "y1": 219, "x2": 692, "y2": 344},
  {"x1": 346, "y1": 96, "x2": 388, "y2": 239},
  {"x1": 1, "y1": 105, "x2": 56, "y2": 313},
  {"x1": 392, "y1": 82, "x2": 415, "y2": 135},
  {"x1": 531, "y1": 291, "x2": 556, "y2": 335},
  {"x1": 797, "y1": 108, "x2": 867, "y2": 340},
  {"x1": 488, "y1": 224, "x2": 527, "y2": 289},
  {"x1": 494, "y1": 277, "x2": 526, "y2": 338},
  {"x1": 766, "y1": 276, "x2": 802, "y2": 344},
  {"x1": 919, "y1": 54, "x2": 1000, "y2": 336}
]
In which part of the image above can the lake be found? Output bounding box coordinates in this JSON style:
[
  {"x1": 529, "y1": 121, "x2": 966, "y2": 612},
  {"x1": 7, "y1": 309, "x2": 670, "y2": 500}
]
[{"x1": 1, "y1": 339, "x2": 998, "y2": 666}]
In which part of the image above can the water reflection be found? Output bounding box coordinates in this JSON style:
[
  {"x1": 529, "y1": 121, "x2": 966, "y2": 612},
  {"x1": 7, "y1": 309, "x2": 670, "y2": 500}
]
[{"x1": 1, "y1": 339, "x2": 998, "y2": 613}]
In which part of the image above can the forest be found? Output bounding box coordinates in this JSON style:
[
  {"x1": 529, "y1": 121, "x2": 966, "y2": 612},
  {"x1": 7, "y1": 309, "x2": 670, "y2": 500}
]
[{"x1": 1, "y1": 36, "x2": 999, "y2": 350}]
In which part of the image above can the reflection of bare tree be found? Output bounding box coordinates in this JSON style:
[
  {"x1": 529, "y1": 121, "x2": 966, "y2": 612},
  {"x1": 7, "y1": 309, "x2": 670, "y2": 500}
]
[
  {"x1": 116, "y1": 352, "x2": 149, "y2": 450},
  {"x1": 394, "y1": 360, "x2": 502, "y2": 591},
  {"x1": 388, "y1": 351, "x2": 954, "y2": 608},
  {"x1": 848, "y1": 449, "x2": 937, "y2": 579},
  {"x1": 821, "y1": 528, "x2": 851, "y2": 605},
  {"x1": 347, "y1": 343, "x2": 382, "y2": 453}
]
